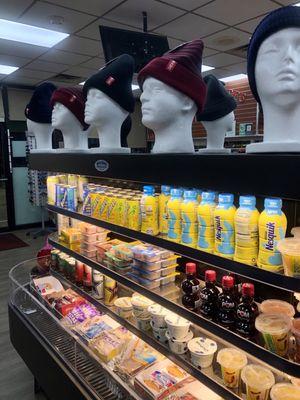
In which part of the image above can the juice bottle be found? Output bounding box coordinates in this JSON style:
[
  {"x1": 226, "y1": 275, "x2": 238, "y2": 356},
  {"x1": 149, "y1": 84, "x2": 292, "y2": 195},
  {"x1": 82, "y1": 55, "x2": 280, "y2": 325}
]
[
  {"x1": 257, "y1": 198, "x2": 287, "y2": 272},
  {"x1": 236, "y1": 283, "x2": 259, "y2": 338},
  {"x1": 181, "y1": 190, "x2": 198, "y2": 248},
  {"x1": 214, "y1": 194, "x2": 236, "y2": 259},
  {"x1": 217, "y1": 275, "x2": 237, "y2": 329},
  {"x1": 159, "y1": 185, "x2": 171, "y2": 235},
  {"x1": 167, "y1": 188, "x2": 183, "y2": 243},
  {"x1": 197, "y1": 191, "x2": 216, "y2": 253},
  {"x1": 181, "y1": 263, "x2": 200, "y2": 311},
  {"x1": 140, "y1": 185, "x2": 159, "y2": 236},
  {"x1": 199, "y1": 270, "x2": 219, "y2": 319}
]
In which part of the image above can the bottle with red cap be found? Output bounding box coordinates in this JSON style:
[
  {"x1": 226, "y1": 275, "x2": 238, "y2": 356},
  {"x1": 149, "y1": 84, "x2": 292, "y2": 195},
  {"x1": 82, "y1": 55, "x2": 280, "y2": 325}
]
[
  {"x1": 199, "y1": 270, "x2": 219, "y2": 319},
  {"x1": 235, "y1": 283, "x2": 259, "y2": 338},
  {"x1": 181, "y1": 262, "x2": 200, "y2": 311},
  {"x1": 217, "y1": 275, "x2": 237, "y2": 329}
]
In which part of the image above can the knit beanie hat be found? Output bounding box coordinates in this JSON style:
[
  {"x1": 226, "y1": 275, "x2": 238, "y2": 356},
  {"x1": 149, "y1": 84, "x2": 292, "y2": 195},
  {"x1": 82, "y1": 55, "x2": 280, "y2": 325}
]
[
  {"x1": 121, "y1": 115, "x2": 132, "y2": 147},
  {"x1": 25, "y1": 82, "x2": 57, "y2": 123},
  {"x1": 247, "y1": 5, "x2": 300, "y2": 103},
  {"x1": 137, "y1": 39, "x2": 207, "y2": 112},
  {"x1": 50, "y1": 86, "x2": 89, "y2": 130},
  {"x1": 83, "y1": 54, "x2": 135, "y2": 113},
  {"x1": 196, "y1": 75, "x2": 237, "y2": 121}
]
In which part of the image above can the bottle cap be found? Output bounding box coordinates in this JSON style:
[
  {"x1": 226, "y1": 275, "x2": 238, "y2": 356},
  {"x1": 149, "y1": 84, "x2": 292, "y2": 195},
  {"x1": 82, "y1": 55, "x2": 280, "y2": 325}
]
[
  {"x1": 218, "y1": 193, "x2": 234, "y2": 204},
  {"x1": 183, "y1": 190, "x2": 197, "y2": 199},
  {"x1": 171, "y1": 188, "x2": 183, "y2": 198},
  {"x1": 186, "y1": 263, "x2": 196, "y2": 274},
  {"x1": 239, "y1": 195, "x2": 256, "y2": 208},
  {"x1": 264, "y1": 198, "x2": 282, "y2": 209},
  {"x1": 161, "y1": 185, "x2": 171, "y2": 195},
  {"x1": 202, "y1": 191, "x2": 215, "y2": 202},
  {"x1": 143, "y1": 185, "x2": 155, "y2": 195},
  {"x1": 242, "y1": 283, "x2": 254, "y2": 297},
  {"x1": 205, "y1": 270, "x2": 216, "y2": 282},
  {"x1": 222, "y1": 275, "x2": 234, "y2": 288}
]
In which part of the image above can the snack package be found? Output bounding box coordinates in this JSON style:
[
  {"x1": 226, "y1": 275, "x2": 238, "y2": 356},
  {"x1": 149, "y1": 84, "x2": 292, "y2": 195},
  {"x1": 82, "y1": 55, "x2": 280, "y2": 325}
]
[
  {"x1": 134, "y1": 359, "x2": 189, "y2": 400},
  {"x1": 75, "y1": 315, "x2": 120, "y2": 340},
  {"x1": 89, "y1": 330, "x2": 126, "y2": 363},
  {"x1": 163, "y1": 378, "x2": 223, "y2": 400},
  {"x1": 33, "y1": 275, "x2": 64, "y2": 299},
  {"x1": 62, "y1": 303, "x2": 101, "y2": 326},
  {"x1": 53, "y1": 288, "x2": 86, "y2": 316}
]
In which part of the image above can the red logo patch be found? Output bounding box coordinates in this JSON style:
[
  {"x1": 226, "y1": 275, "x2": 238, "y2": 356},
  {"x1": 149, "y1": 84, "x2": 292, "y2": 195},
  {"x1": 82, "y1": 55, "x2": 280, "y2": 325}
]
[
  {"x1": 166, "y1": 60, "x2": 177, "y2": 72},
  {"x1": 70, "y1": 95, "x2": 77, "y2": 103},
  {"x1": 105, "y1": 76, "x2": 115, "y2": 86}
]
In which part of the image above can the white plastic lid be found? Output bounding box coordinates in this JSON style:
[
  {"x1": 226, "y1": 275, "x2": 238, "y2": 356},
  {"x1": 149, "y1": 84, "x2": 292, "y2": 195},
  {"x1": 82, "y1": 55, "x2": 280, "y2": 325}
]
[
  {"x1": 255, "y1": 313, "x2": 291, "y2": 335},
  {"x1": 241, "y1": 364, "x2": 275, "y2": 390},
  {"x1": 114, "y1": 297, "x2": 132, "y2": 309},
  {"x1": 217, "y1": 348, "x2": 247, "y2": 369},
  {"x1": 131, "y1": 295, "x2": 153, "y2": 308},
  {"x1": 260, "y1": 300, "x2": 295, "y2": 318},
  {"x1": 188, "y1": 337, "x2": 217, "y2": 356},
  {"x1": 165, "y1": 313, "x2": 190, "y2": 327},
  {"x1": 270, "y1": 383, "x2": 300, "y2": 400},
  {"x1": 148, "y1": 304, "x2": 168, "y2": 316}
]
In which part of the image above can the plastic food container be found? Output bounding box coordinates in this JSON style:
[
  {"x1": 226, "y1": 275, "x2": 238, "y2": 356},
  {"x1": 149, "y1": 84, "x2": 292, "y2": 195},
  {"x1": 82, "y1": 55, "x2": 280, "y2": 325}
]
[
  {"x1": 217, "y1": 348, "x2": 247, "y2": 389},
  {"x1": 127, "y1": 273, "x2": 161, "y2": 289},
  {"x1": 151, "y1": 322, "x2": 168, "y2": 344},
  {"x1": 160, "y1": 273, "x2": 178, "y2": 285},
  {"x1": 277, "y1": 237, "x2": 300, "y2": 277},
  {"x1": 81, "y1": 233, "x2": 98, "y2": 243},
  {"x1": 96, "y1": 232, "x2": 109, "y2": 242},
  {"x1": 114, "y1": 297, "x2": 132, "y2": 318},
  {"x1": 81, "y1": 241, "x2": 99, "y2": 251},
  {"x1": 166, "y1": 329, "x2": 193, "y2": 355},
  {"x1": 113, "y1": 244, "x2": 133, "y2": 261},
  {"x1": 132, "y1": 258, "x2": 162, "y2": 271},
  {"x1": 148, "y1": 304, "x2": 168, "y2": 328},
  {"x1": 241, "y1": 364, "x2": 275, "y2": 400},
  {"x1": 165, "y1": 314, "x2": 190, "y2": 340},
  {"x1": 80, "y1": 248, "x2": 97, "y2": 259},
  {"x1": 80, "y1": 222, "x2": 97, "y2": 234},
  {"x1": 188, "y1": 337, "x2": 217, "y2": 368},
  {"x1": 113, "y1": 264, "x2": 132, "y2": 276},
  {"x1": 132, "y1": 266, "x2": 161, "y2": 280},
  {"x1": 136, "y1": 318, "x2": 152, "y2": 331},
  {"x1": 291, "y1": 318, "x2": 300, "y2": 362},
  {"x1": 270, "y1": 383, "x2": 300, "y2": 400},
  {"x1": 105, "y1": 252, "x2": 130, "y2": 268},
  {"x1": 161, "y1": 255, "x2": 180, "y2": 268},
  {"x1": 131, "y1": 295, "x2": 154, "y2": 319},
  {"x1": 161, "y1": 265, "x2": 177, "y2": 276},
  {"x1": 260, "y1": 299, "x2": 295, "y2": 318}
]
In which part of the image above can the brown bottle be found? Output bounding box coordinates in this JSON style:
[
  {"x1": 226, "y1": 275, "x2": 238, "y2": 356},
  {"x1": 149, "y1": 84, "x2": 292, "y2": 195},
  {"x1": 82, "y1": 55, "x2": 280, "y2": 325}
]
[{"x1": 181, "y1": 263, "x2": 200, "y2": 311}]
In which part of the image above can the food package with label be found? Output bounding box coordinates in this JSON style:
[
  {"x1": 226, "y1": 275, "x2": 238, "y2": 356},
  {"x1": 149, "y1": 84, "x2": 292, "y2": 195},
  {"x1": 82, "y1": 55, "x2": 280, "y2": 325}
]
[
  {"x1": 33, "y1": 275, "x2": 64, "y2": 299},
  {"x1": 134, "y1": 359, "x2": 190, "y2": 400},
  {"x1": 59, "y1": 228, "x2": 81, "y2": 244},
  {"x1": 52, "y1": 288, "x2": 86, "y2": 316},
  {"x1": 62, "y1": 303, "x2": 101, "y2": 327},
  {"x1": 89, "y1": 329, "x2": 127, "y2": 363},
  {"x1": 75, "y1": 314, "x2": 120, "y2": 341},
  {"x1": 163, "y1": 377, "x2": 224, "y2": 400}
]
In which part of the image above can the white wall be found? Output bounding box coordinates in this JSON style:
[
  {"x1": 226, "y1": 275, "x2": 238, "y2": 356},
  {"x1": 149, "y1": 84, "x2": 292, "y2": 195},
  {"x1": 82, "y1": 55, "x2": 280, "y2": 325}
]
[{"x1": 7, "y1": 88, "x2": 33, "y2": 121}]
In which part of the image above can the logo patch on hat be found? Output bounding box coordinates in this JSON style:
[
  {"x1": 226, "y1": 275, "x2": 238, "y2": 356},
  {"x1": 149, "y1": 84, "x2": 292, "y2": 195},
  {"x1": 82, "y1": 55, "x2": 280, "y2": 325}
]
[
  {"x1": 70, "y1": 95, "x2": 77, "y2": 103},
  {"x1": 105, "y1": 76, "x2": 115, "y2": 86},
  {"x1": 166, "y1": 60, "x2": 177, "y2": 72}
]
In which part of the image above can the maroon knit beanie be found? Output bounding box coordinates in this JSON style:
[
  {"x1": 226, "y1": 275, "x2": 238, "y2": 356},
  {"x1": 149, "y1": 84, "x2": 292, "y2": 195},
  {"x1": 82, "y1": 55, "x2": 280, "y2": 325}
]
[
  {"x1": 50, "y1": 87, "x2": 89, "y2": 130},
  {"x1": 138, "y1": 39, "x2": 207, "y2": 112}
]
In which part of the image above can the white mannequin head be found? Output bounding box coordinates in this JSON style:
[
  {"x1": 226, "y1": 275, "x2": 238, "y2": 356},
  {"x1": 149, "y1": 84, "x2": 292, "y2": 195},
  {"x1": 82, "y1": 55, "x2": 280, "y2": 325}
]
[
  {"x1": 140, "y1": 77, "x2": 197, "y2": 153},
  {"x1": 27, "y1": 118, "x2": 53, "y2": 152},
  {"x1": 200, "y1": 111, "x2": 234, "y2": 153},
  {"x1": 84, "y1": 88, "x2": 129, "y2": 152}
]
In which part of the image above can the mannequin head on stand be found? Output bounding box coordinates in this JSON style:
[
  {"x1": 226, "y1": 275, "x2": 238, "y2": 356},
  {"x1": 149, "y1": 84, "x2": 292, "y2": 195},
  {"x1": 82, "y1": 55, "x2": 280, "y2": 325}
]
[
  {"x1": 25, "y1": 82, "x2": 56, "y2": 152},
  {"x1": 138, "y1": 39, "x2": 207, "y2": 153},
  {"x1": 247, "y1": 5, "x2": 300, "y2": 152},
  {"x1": 83, "y1": 54, "x2": 135, "y2": 153}
]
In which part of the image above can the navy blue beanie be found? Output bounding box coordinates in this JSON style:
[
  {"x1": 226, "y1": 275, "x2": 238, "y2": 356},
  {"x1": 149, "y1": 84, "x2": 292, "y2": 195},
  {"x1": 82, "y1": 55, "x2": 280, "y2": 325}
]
[
  {"x1": 248, "y1": 5, "x2": 300, "y2": 103},
  {"x1": 25, "y1": 82, "x2": 57, "y2": 123}
]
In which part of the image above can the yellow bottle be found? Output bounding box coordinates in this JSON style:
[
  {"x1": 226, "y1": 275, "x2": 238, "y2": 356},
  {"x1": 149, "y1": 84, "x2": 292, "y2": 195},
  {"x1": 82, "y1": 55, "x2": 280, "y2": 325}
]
[
  {"x1": 140, "y1": 186, "x2": 159, "y2": 236},
  {"x1": 159, "y1": 185, "x2": 171, "y2": 235},
  {"x1": 214, "y1": 194, "x2": 236, "y2": 258},
  {"x1": 257, "y1": 198, "x2": 287, "y2": 272},
  {"x1": 197, "y1": 191, "x2": 216, "y2": 253},
  {"x1": 234, "y1": 196, "x2": 259, "y2": 266},
  {"x1": 181, "y1": 190, "x2": 198, "y2": 247},
  {"x1": 167, "y1": 188, "x2": 183, "y2": 242}
]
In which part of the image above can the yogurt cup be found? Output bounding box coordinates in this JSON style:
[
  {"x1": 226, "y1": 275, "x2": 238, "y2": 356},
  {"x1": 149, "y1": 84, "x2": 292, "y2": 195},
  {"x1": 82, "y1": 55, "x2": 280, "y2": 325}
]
[
  {"x1": 136, "y1": 317, "x2": 152, "y2": 331},
  {"x1": 260, "y1": 299, "x2": 295, "y2": 318},
  {"x1": 255, "y1": 313, "x2": 291, "y2": 357},
  {"x1": 188, "y1": 337, "x2": 217, "y2": 369},
  {"x1": 291, "y1": 318, "x2": 300, "y2": 362},
  {"x1": 114, "y1": 297, "x2": 133, "y2": 319},
  {"x1": 241, "y1": 364, "x2": 275, "y2": 400},
  {"x1": 165, "y1": 313, "x2": 191, "y2": 340},
  {"x1": 131, "y1": 295, "x2": 154, "y2": 319},
  {"x1": 270, "y1": 383, "x2": 300, "y2": 400},
  {"x1": 148, "y1": 304, "x2": 169, "y2": 329},
  {"x1": 166, "y1": 329, "x2": 193, "y2": 355},
  {"x1": 277, "y1": 237, "x2": 300, "y2": 277},
  {"x1": 217, "y1": 348, "x2": 247, "y2": 388},
  {"x1": 150, "y1": 321, "x2": 168, "y2": 344}
]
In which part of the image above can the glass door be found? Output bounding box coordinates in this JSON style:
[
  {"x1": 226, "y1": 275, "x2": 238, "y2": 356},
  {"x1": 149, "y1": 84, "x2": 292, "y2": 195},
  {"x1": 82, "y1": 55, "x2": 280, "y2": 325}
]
[{"x1": 0, "y1": 122, "x2": 13, "y2": 230}]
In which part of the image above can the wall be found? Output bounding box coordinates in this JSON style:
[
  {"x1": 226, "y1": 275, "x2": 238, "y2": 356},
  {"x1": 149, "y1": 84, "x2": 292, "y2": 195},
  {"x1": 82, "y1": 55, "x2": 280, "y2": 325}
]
[{"x1": 7, "y1": 88, "x2": 33, "y2": 121}]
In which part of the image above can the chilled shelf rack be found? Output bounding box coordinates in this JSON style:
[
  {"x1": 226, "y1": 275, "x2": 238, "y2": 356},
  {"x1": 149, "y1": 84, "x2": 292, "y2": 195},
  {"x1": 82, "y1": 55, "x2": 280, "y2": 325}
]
[{"x1": 48, "y1": 234, "x2": 300, "y2": 379}]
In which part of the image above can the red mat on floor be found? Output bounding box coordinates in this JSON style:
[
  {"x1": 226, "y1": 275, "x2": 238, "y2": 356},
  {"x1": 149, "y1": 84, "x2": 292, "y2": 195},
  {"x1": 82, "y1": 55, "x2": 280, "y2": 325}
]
[{"x1": 0, "y1": 233, "x2": 29, "y2": 251}]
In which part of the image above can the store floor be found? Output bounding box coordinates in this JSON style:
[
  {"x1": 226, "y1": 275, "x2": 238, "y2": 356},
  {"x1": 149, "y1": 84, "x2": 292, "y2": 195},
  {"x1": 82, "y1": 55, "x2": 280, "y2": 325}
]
[{"x1": 0, "y1": 229, "x2": 46, "y2": 400}]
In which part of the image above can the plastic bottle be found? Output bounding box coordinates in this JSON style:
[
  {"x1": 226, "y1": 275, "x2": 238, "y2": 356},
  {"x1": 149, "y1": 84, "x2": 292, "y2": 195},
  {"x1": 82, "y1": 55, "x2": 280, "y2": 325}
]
[
  {"x1": 181, "y1": 190, "x2": 198, "y2": 247},
  {"x1": 181, "y1": 263, "x2": 201, "y2": 311},
  {"x1": 199, "y1": 270, "x2": 219, "y2": 319},
  {"x1": 197, "y1": 191, "x2": 216, "y2": 253},
  {"x1": 159, "y1": 185, "x2": 171, "y2": 235},
  {"x1": 234, "y1": 196, "x2": 259, "y2": 266},
  {"x1": 217, "y1": 275, "x2": 237, "y2": 329},
  {"x1": 140, "y1": 185, "x2": 159, "y2": 236},
  {"x1": 235, "y1": 283, "x2": 258, "y2": 338},
  {"x1": 214, "y1": 193, "x2": 236, "y2": 259},
  {"x1": 167, "y1": 188, "x2": 183, "y2": 243},
  {"x1": 257, "y1": 198, "x2": 287, "y2": 272}
]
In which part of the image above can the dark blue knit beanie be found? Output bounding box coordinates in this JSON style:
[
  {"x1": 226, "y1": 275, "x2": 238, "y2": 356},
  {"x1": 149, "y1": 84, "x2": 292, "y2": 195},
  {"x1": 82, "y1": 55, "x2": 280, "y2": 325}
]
[
  {"x1": 25, "y1": 82, "x2": 57, "y2": 123},
  {"x1": 247, "y1": 5, "x2": 300, "y2": 104}
]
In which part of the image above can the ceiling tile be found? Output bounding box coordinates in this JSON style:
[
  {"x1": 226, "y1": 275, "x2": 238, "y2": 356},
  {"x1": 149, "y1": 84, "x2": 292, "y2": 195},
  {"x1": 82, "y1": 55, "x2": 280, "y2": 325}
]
[
  {"x1": 203, "y1": 28, "x2": 251, "y2": 51},
  {"x1": 78, "y1": 57, "x2": 105, "y2": 69},
  {"x1": 25, "y1": 60, "x2": 69, "y2": 73},
  {"x1": 45, "y1": 0, "x2": 124, "y2": 16},
  {"x1": 3, "y1": 75, "x2": 40, "y2": 85},
  {"x1": 0, "y1": 54, "x2": 31, "y2": 67},
  {"x1": 39, "y1": 49, "x2": 90, "y2": 65},
  {"x1": 19, "y1": 1, "x2": 96, "y2": 33},
  {"x1": 10, "y1": 68, "x2": 54, "y2": 79},
  {"x1": 55, "y1": 36, "x2": 101, "y2": 56},
  {"x1": 76, "y1": 17, "x2": 140, "y2": 40},
  {"x1": 161, "y1": 0, "x2": 213, "y2": 11},
  {"x1": 64, "y1": 66, "x2": 98, "y2": 78},
  {"x1": 206, "y1": 68, "x2": 234, "y2": 79},
  {"x1": 104, "y1": 0, "x2": 185, "y2": 30},
  {"x1": 0, "y1": 0, "x2": 33, "y2": 19},
  {"x1": 236, "y1": 15, "x2": 266, "y2": 33},
  {"x1": 51, "y1": 79, "x2": 81, "y2": 87},
  {"x1": 203, "y1": 46, "x2": 219, "y2": 57},
  {"x1": 195, "y1": 0, "x2": 278, "y2": 25},
  {"x1": 273, "y1": 1, "x2": 299, "y2": 4},
  {"x1": 204, "y1": 52, "x2": 244, "y2": 68},
  {"x1": 154, "y1": 13, "x2": 226, "y2": 41},
  {"x1": 225, "y1": 61, "x2": 247, "y2": 74},
  {"x1": 0, "y1": 39, "x2": 47, "y2": 59}
]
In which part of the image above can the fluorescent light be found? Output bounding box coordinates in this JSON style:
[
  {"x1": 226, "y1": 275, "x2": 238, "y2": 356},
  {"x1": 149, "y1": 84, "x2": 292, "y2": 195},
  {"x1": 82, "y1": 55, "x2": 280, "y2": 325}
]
[
  {"x1": 202, "y1": 64, "x2": 215, "y2": 72},
  {"x1": 0, "y1": 19, "x2": 69, "y2": 47},
  {"x1": 294, "y1": 2, "x2": 300, "y2": 6},
  {"x1": 220, "y1": 73, "x2": 247, "y2": 82},
  {"x1": 79, "y1": 81, "x2": 85, "y2": 85},
  {"x1": 0, "y1": 64, "x2": 19, "y2": 75},
  {"x1": 79, "y1": 81, "x2": 140, "y2": 91}
]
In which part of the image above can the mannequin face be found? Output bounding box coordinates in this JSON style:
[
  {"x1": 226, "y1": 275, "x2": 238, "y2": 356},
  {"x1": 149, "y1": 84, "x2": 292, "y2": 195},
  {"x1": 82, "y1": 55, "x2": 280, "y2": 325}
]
[
  {"x1": 52, "y1": 102, "x2": 80, "y2": 129},
  {"x1": 140, "y1": 77, "x2": 196, "y2": 130},
  {"x1": 223, "y1": 111, "x2": 235, "y2": 131},
  {"x1": 255, "y1": 27, "x2": 300, "y2": 107},
  {"x1": 85, "y1": 88, "x2": 124, "y2": 125}
]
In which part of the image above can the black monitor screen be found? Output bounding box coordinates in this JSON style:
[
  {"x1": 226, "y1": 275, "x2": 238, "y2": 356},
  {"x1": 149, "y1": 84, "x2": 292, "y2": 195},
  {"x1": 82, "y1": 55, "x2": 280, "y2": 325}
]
[{"x1": 99, "y1": 26, "x2": 169, "y2": 73}]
